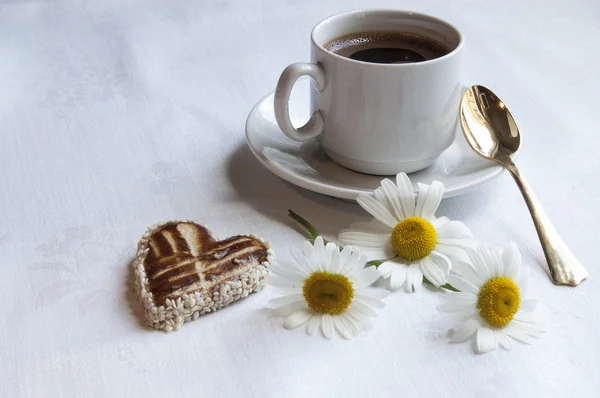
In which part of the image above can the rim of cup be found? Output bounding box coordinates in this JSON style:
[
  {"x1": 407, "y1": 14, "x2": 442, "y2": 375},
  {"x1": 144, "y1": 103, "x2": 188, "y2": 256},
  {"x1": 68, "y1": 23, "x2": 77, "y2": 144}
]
[{"x1": 310, "y1": 9, "x2": 464, "y2": 68}]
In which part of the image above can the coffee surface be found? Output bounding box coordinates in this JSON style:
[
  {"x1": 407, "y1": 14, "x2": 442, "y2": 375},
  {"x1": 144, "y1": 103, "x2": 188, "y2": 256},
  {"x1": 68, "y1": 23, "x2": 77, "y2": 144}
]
[{"x1": 325, "y1": 31, "x2": 450, "y2": 64}]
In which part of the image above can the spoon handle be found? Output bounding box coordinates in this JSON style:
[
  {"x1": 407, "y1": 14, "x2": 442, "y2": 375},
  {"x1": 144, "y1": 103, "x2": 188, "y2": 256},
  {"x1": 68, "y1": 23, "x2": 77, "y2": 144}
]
[{"x1": 503, "y1": 159, "x2": 588, "y2": 286}]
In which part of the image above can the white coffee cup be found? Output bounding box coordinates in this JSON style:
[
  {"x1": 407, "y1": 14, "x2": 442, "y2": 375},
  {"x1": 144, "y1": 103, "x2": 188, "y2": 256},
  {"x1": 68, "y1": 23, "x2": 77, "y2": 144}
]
[{"x1": 274, "y1": 10, "x2": 464, "y2": 175}]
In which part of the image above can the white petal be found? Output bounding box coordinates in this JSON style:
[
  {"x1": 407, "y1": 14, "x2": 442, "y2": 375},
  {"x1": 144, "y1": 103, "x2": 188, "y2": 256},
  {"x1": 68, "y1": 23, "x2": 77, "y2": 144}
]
[
  {"x1": 359, "y1": 245, "x2": 396, "y2": 261},
  {"x1": 520, "y1": 298, "x2": 538, "y2": 311},
  {"x1": 476, "y1": 327, "x2": 498, "y2": 354},
  {"x1": 340, "y1": 249, "x2": 362, "y2": 276},
  {"x1": 446, "y1": 274, "x2": 480, "y2": 294},
  {"x1": 438, "y1": 238, "x2": 476, "y2": 250},
  {"x1": 347, "y1": 308, "x2": 373, "y2": 331},
  {"x1": 271, "y1": 300, "x2": 307, "y2": 317},
  {"x1": 431, "y1": 216, "x2": 450, "y2": 229},
  {"x1": 415, "y1": 181, "x2": 444, "y2": 220},
  {"x1": 360, "y1": 317, "x2": 374, "y2": 331},
  {"x1": 321, "y1": 313, "x2": 333, "y2": 339},
  {"x1": 291, "y1": 246, "x2": 314, "y2": 274},
  {"x1": 430, "y1": 251, "x2": 452, "y2": 274},
  {"x1": 302, "y1": 240, "x2": 316, "y2": 266},
  {"x1": 378, "y1": 259, "x2": 403, "y2": 277},
  {"x1": 414, "y1": 183, "x2": 430, "y2": 218},
  {"x1": 306, "y1": 314, "x2": 321, "y2": 336},
  {"x1": 481, "y1": 245, "x2": 503, "y2": 277},
  {"x1": 339, "y1": 223, "x2": 394, "y2": 260},
  {"x1": 451, "y1": 319, "x2": 479, "y2": 342},
  {"x1": 513, "y1": 312, "x2": 543, "y2": 327},
  {"x1": 358, "y1": 315, "x2": 373, "y2": 331},
  {"x1": 273, "y1": 260, "x2": 306, "y2": 275},
  {"x1": 267, "y1": 274, "x2": 302, "y2": 289},
  {"x1": 420, "y1": 255, "x2": 447, "y2": 287},
  {"x1": 270, "y1": 262, "x2": 306, "y2": 280},
  {"x1": 351, "y1": 300, "x2": 378, "y2": 317},
  {"x1": 442, "y1": 310, "x2": 478, "y2": 325},
  {"x1": 503, "y1": 323, "x2": 535, "y2": 344},
  {"x1": 338, "y1": 246, "x2": 353, "y2": 272},
  {"x1": 324, "y1": 240, "x2": 337, "y2": 257},
  {"x1": 434, "y1": 244, "x2": 470, "y2": 263},
  {"x1": 354, "y1": 295, "x2": 385, "y2": 309},
  {"x1": 372, "y1": 184, "x2": 387, "y2": 207},
  {"x1": 380, "y1": 178, "x2": 406, "y2": 220},
  {"x1": 323, "y1": 242, "x2": 337, "y2": 272},
  {"x1": 313, "y1": 237, "x2": 326, "y2": 270},
  {"x1": 356, "y1": 287, "x2": 390, "y2": 300},
  {"x1": 268, "y1": 294, "x2": 304, "y2": 308},
  {"x1": 354, "y1": 254, "x2": 370, "y2": 273},
  {"x1": 405, "y1": 265, "x2": 423, "y2": 292},
  {"x1": 302, "y1": 240, "x2": 315, "y2": 264},
  {"x1": 502, "y1": 242, "x2": 522, "y2": 279},
  {"x1": 396, "y1": 173, "x2": 417, "y2": 217},
  {"x1": 490, "y1": 246, "x2": 506, "y2": 276},
  {"x1": 512, "y1": 319, "x2": 545, "y2": 335},
  {"x1": 283, "y1": 309, "x2": 313, "y2": 330},
  {"x1": 451, "y1": 260, "x2": 485, "y2": 288},
  {"x1": 517, "y1": 277, "x2": 529, "y2": 295},
  {"x1": 340, "y1": 312, "x2": 362, "y2": 335},
  {"x1": 372, "y1": 188, "x2": 390, "y2": 224},
  {"x1": 493, "y1": 250, "x2": 505, "y2": 277},
  {"x1": 333, "y1": 315, "x2": 354, "y2": 339},
  {"x1": 356, "y1": 194, "x2": 398, "y2": 228},
  {"x1": 389, "y1": 266, "x2": 408, "y2": 290},
  {"x1": 497, "y1": 331, "x2": 513, "y2": 350},
  {"x1": 338, "y1": 230, "x2": 390, "y2": 248},
  {"x1": 329, "y1": 247, "x2": 342, "y2": 274},
  {"x1": 466, "y1": 247, "x2": 493, "y2": 281},
  {"x1": 440, "y1": 291, "x2": 478, "y2": 306},
  {"x1": 356, "y1": 266, "x2": 380, "y2": 286},
  {"x1": 268, "y1": 286, "x2": 302, "y2": 296},
  {"x1": 343, "y1": 219, "x2": 392, "y2": 234},
  {"x1": 437, "y1": 301, "x2": 474, "y2": 313},
  {"x1": 436, "y1": 220, "x2": 473, "y2": 240}
]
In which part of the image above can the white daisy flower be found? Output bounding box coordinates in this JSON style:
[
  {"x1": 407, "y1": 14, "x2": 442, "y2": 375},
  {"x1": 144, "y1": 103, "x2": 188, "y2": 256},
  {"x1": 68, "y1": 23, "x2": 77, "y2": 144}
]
[
  {"x1": 438, "y1": 243, "x2": 545, "y2": 354},
  {"x1": 267, "y1": 237, "x2": 389, "y2": 339},
  {"x1": 338, "y1": 173, "x2": 474, "y2": 292}
]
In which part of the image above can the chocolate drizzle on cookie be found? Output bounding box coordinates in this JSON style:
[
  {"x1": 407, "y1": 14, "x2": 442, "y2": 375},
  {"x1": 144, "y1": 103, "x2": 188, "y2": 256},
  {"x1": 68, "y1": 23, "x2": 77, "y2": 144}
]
[{"x1": 142, "y1": 222, "x2": 269, "y2": 305}]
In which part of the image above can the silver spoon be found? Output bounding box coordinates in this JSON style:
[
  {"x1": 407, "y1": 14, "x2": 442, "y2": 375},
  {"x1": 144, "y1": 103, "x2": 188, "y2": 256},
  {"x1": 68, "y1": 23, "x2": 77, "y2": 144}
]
[{"x1": 460, "y1": 85, "x2": 588, "y2": 286}]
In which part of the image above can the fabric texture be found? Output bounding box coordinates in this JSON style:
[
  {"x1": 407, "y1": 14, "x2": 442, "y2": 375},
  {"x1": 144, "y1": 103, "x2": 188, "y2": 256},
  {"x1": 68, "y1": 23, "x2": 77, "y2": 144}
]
[{"x1": 0, "y1": 1, "x2": 599, "y2": 397}]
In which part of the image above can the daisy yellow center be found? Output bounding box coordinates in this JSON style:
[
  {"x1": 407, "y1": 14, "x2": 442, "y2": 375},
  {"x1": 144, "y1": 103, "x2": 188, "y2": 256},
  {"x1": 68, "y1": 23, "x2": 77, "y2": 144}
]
[
  {"x1": 391, "y1": 217, "x2": 437, "y2": 261},
  {"x1": 302, "y1": 272, "x2": 354, "y2": 314},
  {"x1": 477, "y1": 276, "x2": 521, "y2": 327}
]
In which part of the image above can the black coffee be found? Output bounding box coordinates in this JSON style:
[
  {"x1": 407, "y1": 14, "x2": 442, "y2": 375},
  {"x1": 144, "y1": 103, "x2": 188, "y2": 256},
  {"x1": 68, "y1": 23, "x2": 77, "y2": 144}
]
[{"x1": 325, "y1": 31, "x2": 450, "y2": 64}]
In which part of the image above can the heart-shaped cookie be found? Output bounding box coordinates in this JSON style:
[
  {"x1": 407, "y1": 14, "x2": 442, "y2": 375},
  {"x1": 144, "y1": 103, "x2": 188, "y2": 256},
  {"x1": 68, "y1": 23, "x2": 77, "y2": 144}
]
[{"x1": 133, "y1": 221, "x2": 273, "y2": 331}]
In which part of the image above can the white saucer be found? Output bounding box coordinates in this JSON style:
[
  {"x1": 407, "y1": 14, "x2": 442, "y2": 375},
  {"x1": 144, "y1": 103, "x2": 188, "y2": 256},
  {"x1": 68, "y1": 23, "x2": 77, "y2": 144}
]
[{"x1": 245, "y1": 88, "x2": 510, "y2": 201}]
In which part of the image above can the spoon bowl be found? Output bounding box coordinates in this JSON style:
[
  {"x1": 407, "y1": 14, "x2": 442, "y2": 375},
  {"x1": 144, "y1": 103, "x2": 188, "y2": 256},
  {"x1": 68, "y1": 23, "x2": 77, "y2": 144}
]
[{"x1": 460, "y1": 85, "x2": 520, "y2": 162}]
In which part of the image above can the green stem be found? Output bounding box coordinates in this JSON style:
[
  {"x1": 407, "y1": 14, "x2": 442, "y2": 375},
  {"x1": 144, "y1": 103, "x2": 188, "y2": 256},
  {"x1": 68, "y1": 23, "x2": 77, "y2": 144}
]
[
  {"x1": 287, "y1": 209, "x2": 459, "y2": 292},
  {"x1": 425, "y1": 278, "x2": 459, "y2": 292},
  {"x1": 288, "y1": 209, "x2": 320, "y2": 242},
  {"x1": 442, "y1": 283, "x2": 459, "y2": 292}
]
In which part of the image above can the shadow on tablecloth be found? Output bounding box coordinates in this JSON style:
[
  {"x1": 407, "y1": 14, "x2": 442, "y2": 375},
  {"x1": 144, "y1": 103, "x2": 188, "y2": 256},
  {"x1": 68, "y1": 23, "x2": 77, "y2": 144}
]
[
  {"x1": 124, "y1": 258, "x2": 153, "y2": 330},
  {"x1": 226, "y1": 142, "x2": 364, "y2": 238},
  {"x1": 226, "y1": 142, "x2": 499, "y2": 239}
]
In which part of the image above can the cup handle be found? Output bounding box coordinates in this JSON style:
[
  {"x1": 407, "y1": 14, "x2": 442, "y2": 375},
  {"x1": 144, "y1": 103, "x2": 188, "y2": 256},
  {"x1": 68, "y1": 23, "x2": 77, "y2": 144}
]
[{"x1": 274, "y1": 62, "x2": 326, "y2": 142}]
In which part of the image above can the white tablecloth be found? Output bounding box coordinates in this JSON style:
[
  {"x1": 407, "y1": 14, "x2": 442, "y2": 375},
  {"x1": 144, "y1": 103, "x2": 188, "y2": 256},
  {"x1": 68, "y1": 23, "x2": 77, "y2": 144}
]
[{"x1": 1, "y1": 1, "x2": 599, "y2": 397}]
